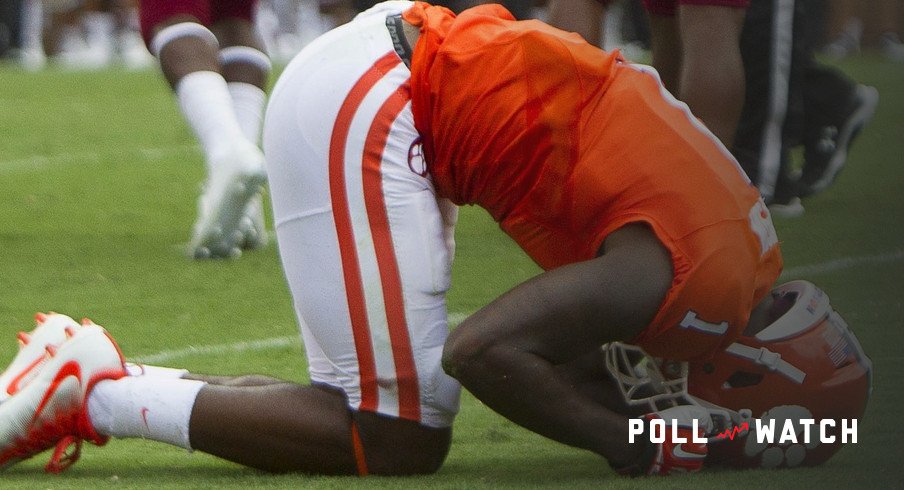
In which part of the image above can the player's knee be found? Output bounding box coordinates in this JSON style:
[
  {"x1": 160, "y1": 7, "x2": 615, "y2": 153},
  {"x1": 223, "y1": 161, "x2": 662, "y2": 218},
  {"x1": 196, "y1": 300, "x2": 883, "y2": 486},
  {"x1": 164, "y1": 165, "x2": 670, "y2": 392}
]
[
  {"x1": 354, "y1": 412, "x2": 452, "y2": 475},
  {"x1": 149, "y1": 21, "x2": 218, "y2": 58},
  {"x1": 219, "y1": 46, "x2": 271, "y2": 87},
  {"x1": 441, "y1": 327, "x2": 472, "y2": 379},
  {"x1": 219, "y1": 46, "x2": 271, "y2": 73},
  {"x1": 442, "y1": 324, "x2": 496, "y2": 382},
  {"x1": 368, "y1": 442, "x2": 448, "y2": 475}
]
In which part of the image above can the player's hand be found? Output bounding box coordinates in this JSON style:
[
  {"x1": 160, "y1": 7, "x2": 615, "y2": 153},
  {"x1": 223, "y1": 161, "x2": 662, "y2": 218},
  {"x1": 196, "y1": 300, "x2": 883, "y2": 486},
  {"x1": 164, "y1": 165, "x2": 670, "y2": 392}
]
[{"x1": 646, "y1": 405, "x2": 710, "y2": 475}]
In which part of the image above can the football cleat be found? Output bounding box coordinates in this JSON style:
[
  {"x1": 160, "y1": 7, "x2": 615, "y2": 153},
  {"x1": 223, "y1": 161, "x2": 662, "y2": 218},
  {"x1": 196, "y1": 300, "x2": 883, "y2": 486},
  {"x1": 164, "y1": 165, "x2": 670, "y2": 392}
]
[
  {"x1": 237, "y1": 191, "x2": 268, "y2": 251},
  {"x1": 0, "y1": 324, "x2": 126, "y2": 473},
  {"x1": 799, "y1": 84, "x2": 878, "y2": 197},
  {"x1": 767, "y1": 196, "x2": 805, "y2": 219},
  {"x1": 0, "y1": 313, "x2": 81, "y2": 403},
  {"x1": 189, "y1": 141, "x2": 268, "y2": 259}
]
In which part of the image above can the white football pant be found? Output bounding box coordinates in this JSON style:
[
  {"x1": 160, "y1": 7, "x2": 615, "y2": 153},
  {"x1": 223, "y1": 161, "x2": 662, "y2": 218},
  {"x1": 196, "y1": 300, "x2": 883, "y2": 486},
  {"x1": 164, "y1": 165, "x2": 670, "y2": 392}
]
[{"x1": 263, "y1": 1, "x2": 460, "y2": 428}]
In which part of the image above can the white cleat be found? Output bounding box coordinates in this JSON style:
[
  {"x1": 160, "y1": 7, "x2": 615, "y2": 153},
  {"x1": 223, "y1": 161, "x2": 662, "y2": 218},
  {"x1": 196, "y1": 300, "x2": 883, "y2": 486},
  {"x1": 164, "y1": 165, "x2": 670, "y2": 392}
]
[
  {"x1": 0, "y1": 313, "x2": 81, "y2": 404},
  {"x1": 0, "y1": 324, "x2": 126, "y2": 473},
  {"x1": 189, "y1": 142, "x2": 268, "y2": 259},
  {"x1": 237, "y1": 192, "x2": 268, "y2": 251}
]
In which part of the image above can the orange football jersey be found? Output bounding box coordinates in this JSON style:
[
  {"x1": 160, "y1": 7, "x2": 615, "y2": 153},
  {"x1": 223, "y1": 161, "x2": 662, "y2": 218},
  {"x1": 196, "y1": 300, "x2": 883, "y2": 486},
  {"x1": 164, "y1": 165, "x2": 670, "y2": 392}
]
[
  {"x1": 403, "y1": 2, "x2": 781, "y2": 358},
  {"x1": 406, "y1": 3, "x2": 759, "y2": 264}
]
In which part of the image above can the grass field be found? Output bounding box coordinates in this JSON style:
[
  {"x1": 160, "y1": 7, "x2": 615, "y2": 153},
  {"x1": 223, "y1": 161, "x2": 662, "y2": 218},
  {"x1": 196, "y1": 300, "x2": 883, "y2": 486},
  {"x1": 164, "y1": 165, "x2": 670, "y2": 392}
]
[{"x1": 0, "y1": 53, "x2": 902, "y2": 489}]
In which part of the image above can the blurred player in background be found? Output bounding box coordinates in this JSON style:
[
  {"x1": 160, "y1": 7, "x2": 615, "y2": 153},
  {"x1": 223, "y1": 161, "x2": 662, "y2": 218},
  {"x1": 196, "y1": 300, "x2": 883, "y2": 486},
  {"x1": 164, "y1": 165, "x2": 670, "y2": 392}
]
[
  {"x1": 823, "y1": 0, "x2": 904, "y2": 62},
  {"x1": 645, "y1": 0, "x2": 748, "y2": 149},
  {"x1": 8, "y1": 0, "x2": 152, "y2": 70},
  {"x1": 544, "y1": 0, "x2": 651, "y2": 60},
  {"x1": 140, "y1": 0, "x2": 271, "y2": 259},
  {"x1": 733, "y1": 0, "x2": 879, "y2": 216}
]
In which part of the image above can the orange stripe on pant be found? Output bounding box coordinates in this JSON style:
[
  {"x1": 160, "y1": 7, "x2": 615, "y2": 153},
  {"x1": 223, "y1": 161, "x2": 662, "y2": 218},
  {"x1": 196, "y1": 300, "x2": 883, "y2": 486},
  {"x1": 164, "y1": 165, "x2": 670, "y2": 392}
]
[
  {"x1": 329, "y1": 51, "x2": 423, "y2": 418},
  {"x1": 362, "y1": 80, "x2": 422, "y2": 421}
]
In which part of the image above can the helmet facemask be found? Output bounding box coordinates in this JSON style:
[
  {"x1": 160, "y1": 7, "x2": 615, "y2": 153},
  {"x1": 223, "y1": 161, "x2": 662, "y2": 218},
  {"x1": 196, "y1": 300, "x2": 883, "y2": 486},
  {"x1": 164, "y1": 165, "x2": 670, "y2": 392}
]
[{"x1": 602, "y1": 342, "x2": 745, "y2": 434}]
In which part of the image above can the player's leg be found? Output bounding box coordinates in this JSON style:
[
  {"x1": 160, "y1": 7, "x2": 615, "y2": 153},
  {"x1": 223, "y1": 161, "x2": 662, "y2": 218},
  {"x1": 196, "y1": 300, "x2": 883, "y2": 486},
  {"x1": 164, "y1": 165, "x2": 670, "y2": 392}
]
[
  {"x1": 78, "y1": 361, "x2": 362, "y2": 474},
  {"x1": 546, "y1": 0, "x2": 606, "y2": 47},
  {"x1": 798, "y1": 63, "x2": 878, "y2": 196},
  {"x1": 106, "y1": 0, "x2": 153, "y2": 69},
  {"x1": 93, "y1": 7, "x2": 458, "y2": 472},
  {"x1": 732, "y1": 0, "x2": 796, "y2": 209},
  {"x1": 208, "y1": 6, "x2": 269, "y2": 145},
  {"x1": 0, "y1": 315, "x2": 450, "y2": 475},
  {"x1": 209, "y1": 1, "x2": 272, "y2": 249},
  {"x1": 140, "y1": 0, "x2": 217, "y2": 87},
  {"x1": 139, "y1": 0, "x2": 267, "y2": 258},
  {"x1": 0, "y1": 312, "x2": 358, "y2": 474},
  {"x1": 645, "y1": 1, "x2": 681, "y2": 92},
  {"x1": 262, "y1": 4, "x2": 459, "y2": 473},
  {"x1": 184, "y1": 372, "x2": 284, "y2": 386},
  {"x1": 192, "y1": 336, "x2": 452, "y2": 475},
  {"x1": 443, "y1": 223, "x2": 670, "y2": 469},
  {"x1": 553, "y1": 340, "x2": 651, "y2": 419},
  {"x1": 647, "y1": 18, "x2": 680, "y2": 90},
  {"x1": 210, "y1": 2, "x2": 268, "y2": 87},
  {"x1": 676, "y1": 3, "x2": 747, "y2": 148},
  {"x1": 191, "y1": 381, "x2": 450, "y2": 474},
  {"x1": 189, "y1": 382, "x2": 359, "y2": 473}
]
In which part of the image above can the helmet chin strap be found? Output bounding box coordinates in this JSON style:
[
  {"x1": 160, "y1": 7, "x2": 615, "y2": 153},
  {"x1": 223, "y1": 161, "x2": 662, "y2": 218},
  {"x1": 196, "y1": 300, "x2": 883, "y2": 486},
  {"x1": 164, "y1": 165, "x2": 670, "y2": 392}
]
[
  {"x1": 724, "y1": 343, "x2": 807, "y2": 384},
  {"x1": 689, "y1": 396, "x2": 754, "y2": 438}
]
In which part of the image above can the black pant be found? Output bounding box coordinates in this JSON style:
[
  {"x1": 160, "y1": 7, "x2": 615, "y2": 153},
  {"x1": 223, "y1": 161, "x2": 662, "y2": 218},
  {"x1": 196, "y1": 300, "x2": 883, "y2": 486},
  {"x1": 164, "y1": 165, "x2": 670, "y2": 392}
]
[{"x1": 734, "y1": 0, "x2": 857, "y2": 202}]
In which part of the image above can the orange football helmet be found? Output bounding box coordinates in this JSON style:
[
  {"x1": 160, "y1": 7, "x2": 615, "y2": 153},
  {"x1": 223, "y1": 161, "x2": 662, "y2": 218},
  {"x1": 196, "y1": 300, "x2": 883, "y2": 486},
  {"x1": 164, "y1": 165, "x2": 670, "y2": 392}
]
[{"x1": 687, "y1": 280, "x2": 873, "y2": 468}]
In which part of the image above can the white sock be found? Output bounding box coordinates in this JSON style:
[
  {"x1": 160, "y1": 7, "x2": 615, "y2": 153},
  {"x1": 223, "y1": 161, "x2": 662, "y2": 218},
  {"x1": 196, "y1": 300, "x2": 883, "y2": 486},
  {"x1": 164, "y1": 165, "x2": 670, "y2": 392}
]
[
  {"x1": 87, "y1": 376, "x2": 206, "y2": 450},
  {"x1": 228, "y1": 82, "x2": 267, "y2": 145},
  {"x1": 176, "y1": 71, "x2": 249, "y2": 162},
  {"x1": 83, "y1": 12, "x2": 114, "y2": 49},
  {"x1": 21, "y1": 0, "x2": 44, "y2": 52}
]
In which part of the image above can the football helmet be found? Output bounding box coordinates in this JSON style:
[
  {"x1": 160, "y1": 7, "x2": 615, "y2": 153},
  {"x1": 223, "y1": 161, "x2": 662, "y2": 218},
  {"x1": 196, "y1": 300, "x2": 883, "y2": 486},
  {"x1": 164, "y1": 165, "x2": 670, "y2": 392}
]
[{"x1": 687, "y1": 280, "x2": 873, "y2": 469}]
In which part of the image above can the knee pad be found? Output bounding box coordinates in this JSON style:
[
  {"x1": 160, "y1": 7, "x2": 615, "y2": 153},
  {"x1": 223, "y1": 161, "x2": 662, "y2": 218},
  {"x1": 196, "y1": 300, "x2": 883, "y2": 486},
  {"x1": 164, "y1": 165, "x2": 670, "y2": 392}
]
[
  {"x1": 150, "y1": 22, "x2": 218, "y2": 59},
  {"x1": 219, "y1": 46, "x2": 272, "y2": 74}
]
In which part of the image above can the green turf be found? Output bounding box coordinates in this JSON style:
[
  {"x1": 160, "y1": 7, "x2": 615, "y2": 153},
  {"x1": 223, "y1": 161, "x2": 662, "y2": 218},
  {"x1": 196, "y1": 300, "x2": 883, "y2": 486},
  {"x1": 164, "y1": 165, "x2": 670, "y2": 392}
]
[{"x1": 0, "y1": 54, "x2": 902, "y2": 489}]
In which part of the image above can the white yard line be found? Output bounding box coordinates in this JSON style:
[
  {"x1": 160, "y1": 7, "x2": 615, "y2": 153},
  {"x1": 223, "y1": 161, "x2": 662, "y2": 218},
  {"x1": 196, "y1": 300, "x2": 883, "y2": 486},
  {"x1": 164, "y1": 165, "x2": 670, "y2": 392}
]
[
  {"x1": 132, "y1": 313, "x2": 472, "y2": 364},
  {"x1": 780, "y1": 250, "x2": 904, "y2": 279},
  {"x1": 0, "y1": 144, "x2": 199, "y2": 175},
  {"x1": 133, "y1": 336, "x2": 299, "y2": 364}
]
